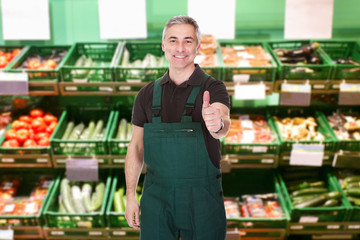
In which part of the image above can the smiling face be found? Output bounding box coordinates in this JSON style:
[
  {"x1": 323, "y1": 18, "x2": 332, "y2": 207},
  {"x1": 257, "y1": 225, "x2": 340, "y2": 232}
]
[{"x1": 162, "y1": 23, "x2": 200, "y2": 73}]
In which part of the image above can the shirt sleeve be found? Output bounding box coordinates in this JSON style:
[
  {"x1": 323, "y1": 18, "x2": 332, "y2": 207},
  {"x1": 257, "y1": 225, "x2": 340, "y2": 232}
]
[
  {"x1": 131, "y1": 87, "x2": 147, "y2": 128},
  {"x1": 207, "y1": 78, "x2": 230, "y2": 109}
]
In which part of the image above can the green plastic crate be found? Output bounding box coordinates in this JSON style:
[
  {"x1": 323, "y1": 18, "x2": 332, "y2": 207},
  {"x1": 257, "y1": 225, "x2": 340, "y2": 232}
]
[
  {"x1": 60, "y1": 42, "x2": 121, "y2": 85},
  {"x1": 319, "y1": 41, "x2": 360, "y2": 80},
  {"x1": 108, "y1": 111, "x2": 130, "y2": 155},
  {"x1": 43, "y1": 172, "x2": 111, "y2": 228},
  {"x1": 50, "y1": 108, "x2": 114, "y2": 155},
  {"x1": 223, "y1": 169, "x2": 290, "y2": 230},
  {"x1": 0, "y1": 169, "x2": 56, "y2": 227},
  {"x1": 0, "y1": 46, "x2": 25, "y2": 69},
  {"x1": 219, "y1": 41, "x2": 277, "y2": 82},
  {"x1": 6, "y1": 45, "x2": 71, "y2": 82},
  {"x1": 277, "y1": 168, "x2": 350, "y2": 222},
  {"x1": 267, "y1": 40, "x2": 333, "y2": 80},
  {"x1": 114, "y1": 41, "x2": 168, "y2": 82}
]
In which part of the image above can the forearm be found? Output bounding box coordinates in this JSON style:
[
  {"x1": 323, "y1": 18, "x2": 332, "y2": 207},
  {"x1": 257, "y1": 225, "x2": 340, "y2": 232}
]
[
  {"x1": 209, "y1": 116, "x2": 230, "y2": 139},
  {"x1": 125, "y1": 141, "x2": 144, "y2": 199}
]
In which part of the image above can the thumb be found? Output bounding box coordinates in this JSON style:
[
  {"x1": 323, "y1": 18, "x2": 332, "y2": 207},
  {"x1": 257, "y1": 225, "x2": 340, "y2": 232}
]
[{"x1": 203, "y1": 91, "x2": 210, "y2": 108}]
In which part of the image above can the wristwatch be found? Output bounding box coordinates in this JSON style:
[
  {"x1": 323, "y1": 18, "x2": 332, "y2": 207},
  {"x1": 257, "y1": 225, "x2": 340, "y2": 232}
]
[{"x1": 214, "y1": 118, "x2": 224, "y2": 134}]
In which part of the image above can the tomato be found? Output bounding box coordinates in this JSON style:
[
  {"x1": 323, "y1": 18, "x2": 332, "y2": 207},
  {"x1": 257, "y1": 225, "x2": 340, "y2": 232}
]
[
  {"x1": 34, "y1": 132, "x2": 50, "y2": 142},
  {"x1": 18, "y1": 115, "x2": 33, "y2": 124},
  {"x1": 44, "y1": 59, "x2": 57, "y2": 69},
  {"x1": 13, "y1": 98, "x2": 28, "y2": 109},
  {"x1": 31, "y1": 118, "x2": 46, "y2": 133},
  {"x1": 0, "y1": 56, "x2": 8, "y2": 68},
  {"x1": 37, "y1": 136, "x2": 50, "y2": 147},
  {"x1": 43, "y1": 114, "x2": 57, "y2": 125},
  {"x1": 30, "y1": 109, "x2": 44, "y2": 118},
  {"x1": 0, "y1": 51, "x2": 5, "y2": 56},
  {"x1": 27, "y1": 59, "x2": 41, "y2": 70},
  {"x1": 23, "y1": 139, "x2": 37, "y2": 148},
  {"x1": 16, "y1": 129, "x2": 29, "y2": 143},
  {"x1": 11, "y1": 49, "x2": 21, "y2": 58},
  {"x1": 28, "y1": 129, "x2": 36, "y2": 140},
  {"x1": 4, "y1": 129, "x2": 17, "y2": 140},
  {"x1": 11, "y1": 120, "x2": 29, "y2": 130},
  {"x1": 46, "y1": 121, "x2": 57, "y2": 134},
  {"x1": 5, "y1": 52, "x2": 12, "y2": 62},
  {"x1": 1, "y1": 139, "x2": 20, "y2": 148}
]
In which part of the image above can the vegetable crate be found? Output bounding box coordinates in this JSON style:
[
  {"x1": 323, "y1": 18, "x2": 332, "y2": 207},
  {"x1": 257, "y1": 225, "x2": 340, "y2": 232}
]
[
  {"x1": 0, "y1": 169, "x2": 56, "y2": 228},
  {"x1": 50, "y1": 108, "x2": 114, "y2": 156},
  {"x1": 277, "y1": 167, "x2": 350, "y2": 224},
  {"x1": 114, "y1": 41, "x2": 168, "y2": 83},
  {"x1": 219, "y1": 41, "x2": 277, "y2": 82},
  {"x1": 196, "y1": 44, "x2": 222, "y2": 80},
  {"x1": 0, "y1": 46, "x2": 25, "y2": 69},
  {"x1": 43, "y1": 172, "x2": 111, "y2": 228},
  {"x1": 267, "y1": 40, "x2": 333, "y2": 80},
  {"x1": 319, "y1": 41, "x2": 360, "y2": 80},
  {"x1": 223, "y1": 169, "x2": 290, "y2": 239},
  {"x1": 268, "y1": 107, "x2": 337, "y2": 165},
  {"x1": 223, "y1": 112, "x2": 280, "y2": 167},
  {"x1": 108, "y1": 111, "x2": 131, "y2": 166}
]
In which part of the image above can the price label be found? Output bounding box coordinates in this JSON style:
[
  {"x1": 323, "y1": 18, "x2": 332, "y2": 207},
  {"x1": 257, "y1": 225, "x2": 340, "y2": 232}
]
[
  {"x1": 234, "y1": 84, "x2": 265, "y2": 100},
  {"x1": 241, "y1": 130, "x2": 255, "y2": 143},
  {"x1": 233, "y1": 74, "x2": 250, "y2": 83},
  {"x1": 290, "y1": 144, "x2": 324, "y2": 167},
  {"x1": 66, "y1": 159, "x2": 99, "y2": 182},
  {"x1": 299, "y1": 216, "x2": 319, "y2": 223},
  {"x1": 0, "y1": 229, "x2": 14, "y2": 240},
  {"x1": 280, "y1": 83, "x2": 311, "y2": 106},
  {"x1": 339, "y1": 83, "x2": 360, "y2": 105},
  {"x1": 241, "y1": 119, "x2": 253, "y2": 129},
  {"x1": 0, "y1": 72, "x2": 28, "y2": 95}
]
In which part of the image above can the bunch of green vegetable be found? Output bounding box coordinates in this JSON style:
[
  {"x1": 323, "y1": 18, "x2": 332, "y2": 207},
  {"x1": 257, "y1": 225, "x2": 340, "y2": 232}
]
[
  {"x1": 113, "y1": 185, "x2": 142, "y2": 213},
  {"x1": 116, "y1": 118, "x2": 132, "y2": 141},
  {"x1": 341, "y1": 175, "x2": 360, "y2": 206},
  {"x1": 70, "y1": 54, "x2": 107, "y2": 82},
  {"x1": 59, "y1": 178, "x2": 105, "y2": 213}
]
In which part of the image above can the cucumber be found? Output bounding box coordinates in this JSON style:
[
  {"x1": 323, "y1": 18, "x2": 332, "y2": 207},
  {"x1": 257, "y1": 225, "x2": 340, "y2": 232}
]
[
  {"x1": 61, "y1": 121, "x2": 75, "y2": 140},
  {"x1": 82, "y1": 183, "x2": 92, "y2": 213},
  {"x1": 295, "y1": 195, "x2": 327, "y2": 208},
  {"x1": 90, "y1": 182, "x2": 105, "y2": 212},
  {"x1": 90, "y1": 120, "x2": 104, "y2": 139},
  {"x1": 118, "y1": 187, "x2": 126, "y2": 213},
  {"x1": 288, "y1": 181, "x2": 325, "y2": 192},
  {"x1": 65, "y1": 122, "x2": 85, "y2": 152},
  {"x1": 97, "y1": 128, "x2": 106, "y2": 140},
  {"x1": 114, "y1": 190, "x2": 122, "y2": 213},
  {"x1": 347, "y1": 196, "x2": 360, "y2": 206},
  {"x1": 126, "y1": 123, "x2": 133, "y2": 141},
  {"x1": 60, "y1": 178, "x2": 75, "y2": 213},
  {"x1": 348, "y1": 182, "x2": 360, "y2": 188},
  {"x1": 116, "y1": 118, "x2": 127, "y2": 140},
  {"x1": 343, "y1": 176, "x2": 360, "y2": 188},
  {"x1": 291, "y1": 195, "x2": 317, "y2": 205},
  {"x1": 291, "y1": 187, "x2": 328, "y2": 197},
  {"x1": 323, "y1": 199, "x2": 339, "y2": 207},
  {"x1": 325, "y1": 191, "x2": 341, "y2": 200},
  {"x1": 346, "y1": 187, "x2": 360, "y2": 197},
  {"x1": 71, "y1": 185, "x2": 86, "y2": 213}
]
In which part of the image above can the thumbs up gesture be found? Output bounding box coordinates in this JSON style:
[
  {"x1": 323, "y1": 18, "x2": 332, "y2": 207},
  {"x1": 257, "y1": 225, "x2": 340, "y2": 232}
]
[{"x1": 202, "y1": 91, "x2": 222, "y2": 133}]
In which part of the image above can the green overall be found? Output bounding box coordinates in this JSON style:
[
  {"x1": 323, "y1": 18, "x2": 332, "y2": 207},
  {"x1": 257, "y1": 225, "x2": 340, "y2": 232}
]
[{"x1": 140, "y1": 74, "x2": 226, "y2": 240}]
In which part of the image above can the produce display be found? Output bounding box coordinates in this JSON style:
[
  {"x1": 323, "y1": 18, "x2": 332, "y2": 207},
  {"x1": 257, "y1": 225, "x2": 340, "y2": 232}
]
[
  {"x1": 0, "y1": 112, "x2": 12, "y2": 137},
  {"x1": 58, "y1": 178, "x2": 105, "y2": 213},
  {"x1": 115, "y1": 118, "x2": 132, "y2": 141},
  {"x1": 0, "y1": 48, "x2": 22, "y2": 68},
  {"x1": 221, "y1": 45, "x2": 272, "y2": 67},
  {"x1": 0, "y1": 175, "x2": 51, "y2": 216},
  {"x1": 273, "y1": 42, "x2": 322, "y2": 73},
  {"x1": 337, "y1": 170, "x2": 360, "y2": 206},
  {"x1": 121, "y1": 48, "x2": 166, "y2": 68},
  {"x1": 327, "y1": 111, "x2": 360, "y2": 140},
  {"x1": 1, "y1": 109, "x2": 58, "y2": 148},
  {"x1": 113, "y1": 184, "x2": 142, "y2": 213},
  {"x1": 226, "y1": 115, "x2": 276, "y2": 144},
  {"x1": 69, "y1": 55, "x2": 109, "y2": 81},
  {"x1": 18, "y1": 49, "x2": 67, "y2": 70},
  {"x1": 195, "y1": 34, "x2": 218, "y2": 67},
  {"x1": 224, "y1": 193, "x2": 284, "y2": 218},
  {"x1": 274, "y1": 116, "x2": 324, "y2": 141}
]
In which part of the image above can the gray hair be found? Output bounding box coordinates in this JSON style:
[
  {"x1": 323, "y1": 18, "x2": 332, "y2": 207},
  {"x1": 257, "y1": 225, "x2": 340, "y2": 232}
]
[{"x1": 162, "y1": 15, "x2": 201, "y2": 46}]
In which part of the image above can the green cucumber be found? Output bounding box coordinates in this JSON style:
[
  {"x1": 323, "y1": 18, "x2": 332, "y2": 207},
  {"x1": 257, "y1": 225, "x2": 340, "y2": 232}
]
[
  {"x1": 60, "y1": 178, "x2": 75, "y2": 213},
  {"x1": 347, "y1": 196, "x2": 360, "y2": 206},
  {"x1": 126, "y1": 123, "x2": 132, "y2": 141},
  {"x1": 61, "y1": 121, "x2": 75, "y2": 140},
  {"x1": 90, "y1": 182, "x2": 105, "y2": 212},
  {"x1": 116, "y1": 118, "x2": 127, "y2": 140},
  {"x1": 291, "y1": 187, "x2": 328, "y2": 197},
  {"x1": 348, "y1": 182, "x2": 360, "y2": 189},
  {"x1": 71, "y1": 185, "x2": 86, "y2": 213},
  {"x1": 323, "y1": 199, "x2": 339, "y2": 207},
  {"x1": 288, "y1": 181, "x2": 325, "y2": 192},
  {"x1": 343, "y1": 176, "x2": 360, "y2": 188},
  {"x1": 114, "y1": 190, "x2": 122, "y2": 213},
  {"x1": 82, "y1": 183, "x2": 92, "y2": 213},
  {"x1": 295, "y1": 195, "x2": 327, "y2": 208},
  {"x1": 90, "y1": 120, "x2": 104, "y2": 139},
  {"x1": 325, "y1": 191, "x2": 341, "y2": 200},
  {"x1": 346, "y1": 187, "x2": 360, "y2": 197}
]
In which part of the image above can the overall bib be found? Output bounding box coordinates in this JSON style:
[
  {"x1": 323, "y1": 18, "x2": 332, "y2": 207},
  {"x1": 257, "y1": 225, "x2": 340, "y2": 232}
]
[{"x1": 140, "y1": 74, "x2": 227, "y2": 240}]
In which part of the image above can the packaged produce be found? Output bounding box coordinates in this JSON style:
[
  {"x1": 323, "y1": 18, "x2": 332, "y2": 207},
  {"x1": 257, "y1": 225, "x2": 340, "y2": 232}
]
[
  {"x1": 221, "y1": 45, "x2": 272, "y2": 67},
  {"x1": 241, "y1": 193, "x2": 284, "y2": 218},
  {"x1": 274, "y1": 116, "x2": 324, "y2": 141},
  {"x1": 0, "y1": 48, "x2": 22, "y2": 68},
  {"x1": 1, "y1": 109, "x2": 58, "y2": 148},
  {"x1": 195, "y1": 34, "x2": 218, "y2": 67},
  {"x1": 0, "y1": 112, "x2": 12, "y2": 138},
  {"x1": 225, "y1": 115, "x2": 276, "y2": 144},
  {"x1": 224, "y1": 198, "x2": 241, "y2": 218},
  {"x1": 327, "y1": 111, "x2": 360, "y2": 140}
]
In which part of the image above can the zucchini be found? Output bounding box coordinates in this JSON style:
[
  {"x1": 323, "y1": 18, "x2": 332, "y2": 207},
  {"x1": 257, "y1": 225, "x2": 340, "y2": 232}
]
[
  {"x1": 295, "y1": 195, "x2": 327, "y2": 208},
  {"x1": 325, "y1": 191, "x2": 341, "y2": 200},
  {"x1": 82, "y1": 183, "x2": 92, "y2": 212},
  {"x1": 323, "y1": 199, "x2": 339, "y2": 207},
  {"x1": 68, "y1": 123, "x2": 85, "y2": 140},
  {"x1": 71, "y1": 185, "x2": 86, "y2": 213},
  {"x1": 60, "y1": 178, "x2": 75, "y2": 213},
  {"x1": 347, "y1": 196, "x2": 360, "y2": 206},
  {"x1": 116, "y1": 118, "x2": 127, "y2": 140},
  {"x1": 288, "y1": 181, "x2": 325, "y2": 192},
  {"x1": 114, "y1": 190, "x2": 122, "y2": 213},
  {"x1": 62, "y1": 121, "x2": 75, "y2": 140},
  {"x1": 90, "y1": 120, "x2": 104, "y2": 139},
  {"x1": 126, "y1": 123, "x2": 133, "y2": 141},
  {"x1": 90, "y1": 182, "x2": 105, "y2": 212},
  {"x1": 291, "y1": 187, "x2": 328, "y2": 197},
  {"x1": 343, "y1": 176, "x2": 360, "y2": 188},
  {"x1": 119, "y1": 187, "x2": 126, "y2": 213},
  {"x1": 348, "y1": 182, "x2": 360, "y2": 189},
  {"x1": 291, "y1": 195, "x2": 317, "y2": 205},
  {"x1": 346, "y1": 187, "x2": 360, "y2": 197}
]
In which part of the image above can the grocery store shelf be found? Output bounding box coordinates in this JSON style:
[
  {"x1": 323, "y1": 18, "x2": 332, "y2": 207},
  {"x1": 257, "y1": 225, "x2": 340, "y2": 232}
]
[
  {"x1": 43, "y1": 227, "x2": 106, "y2": 239},
  {"x1": 327, "y1": 80, "x2": 360, "y2": 94},
  {"x1": 28, "y1": 81, "x2": 59, "y2": 96},
  {"x1": 226, "y1": 227, "x2": 286, "y2": 240},
  {"x1": 52, "y1": 155, "x2": 113, "y2": 168},
  {"x1": 221, "y1": 154, "x2": 278, "y2": 169},
  {"x1": 0, "y1": 226, "x2": 44, "y2": 240},
  {"x1": 0, "y1": 154, "x2": 52, "y2": 168},
  {"x1": 289, "y1": 222, "x2": 360, "y2": 235},
  {"x1": 224, "y1": 81, "x2": 273, "y2": 96},
  {"x1": 274, "y1": 80, "x2": 329, "y2": 93}
]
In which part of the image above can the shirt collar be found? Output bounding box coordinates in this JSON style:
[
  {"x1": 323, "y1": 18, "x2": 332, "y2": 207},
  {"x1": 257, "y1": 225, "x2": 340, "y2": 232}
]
[{"x1": 160, "y1": 64, "x2": 205, "y2": 87}]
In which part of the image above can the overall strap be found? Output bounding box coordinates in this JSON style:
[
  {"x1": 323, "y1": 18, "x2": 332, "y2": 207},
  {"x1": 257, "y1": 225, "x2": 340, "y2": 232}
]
[
  {"x1": 181, "y1": 73, "x2": 209, "y2": 122},
  {"x1": 151, "y1": 78, "x2": 162, "y2": 123}
]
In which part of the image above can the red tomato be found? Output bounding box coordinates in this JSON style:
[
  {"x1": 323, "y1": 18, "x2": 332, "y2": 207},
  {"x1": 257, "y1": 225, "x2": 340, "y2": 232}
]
[
  {"x1": 16, "y1": 129, "x2": 29, "y2": 143},
  {"x1": 31, "y1": 118, "x2": 46, "y2": 133},
  {"x1": 0, "y1": 55, "x2": 8, "y2": 68},
  {"x1": 11, "y1": 49, "x2": 21, "y2": 58},
  {"x1": 44, "y1": 59, "x2": 57, "y2": 69},
  {"x1": 1, "y1": 139, "x2": 20, "y2": 148},
  {"x1": 4, "y1": 129, "x2": 17, "y2": 140},
  {"x1": 18, "y1": 115, "x2": 33, "y2": 124},
  {"x1": 0, "y1": 51, "x2": 5, "y2": 56},
  {"x1": 43, "y1": 114, "x2": 57, "y2": 125},
  {"x1": 27, "y1": 59, "x2": 42, "y2": 70},
  {"x1": 46, "y1": 121, "x2": 57, "y2": 134},
  {"x1": 30, "y1": 109, "x2": 44, "y2": 118},
  {"x1": 28, "y1": 129, "x2": 36, "y2": 140},
  {"x1": 37, "y1": 136, "x2": 50, "y2": 147},
  {"x1": 23, "y1": 139, "x2": 37, "y2": 148},
  {"x1": 34, "y1": 132, "x2": 50, "y2": 142},
  {"x1": 5, "y1": 52, "x2": 12, "y2": 62},
  {"x1": 11, "y1": 120, "x2": 29, "y2": 130}
]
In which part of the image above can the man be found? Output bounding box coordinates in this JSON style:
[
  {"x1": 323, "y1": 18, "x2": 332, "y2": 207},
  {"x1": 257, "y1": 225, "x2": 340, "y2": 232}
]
[{"x1": 125, "y1": 15, "x2": 230, "y2": 240}]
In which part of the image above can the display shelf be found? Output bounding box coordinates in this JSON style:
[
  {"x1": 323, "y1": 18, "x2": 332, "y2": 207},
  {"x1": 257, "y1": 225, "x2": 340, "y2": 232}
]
[
  {"x1": 222, "y1": 154, "x2": 278, "y2": 168},
  {"x1": 224, "y1": 81, "x2": 273, "y2": 96},
  {"x1": 59, "y1": 82, "x2": 116, "y2": 96},
  {"x1": 289, "y1": 222, "x2": 360, "y2": 235},
  {"x1": 106, "y1": 228, "x2": 140, "y2": 240},
  {"x1": 28, "y1": 81, "x2": 59, "y2": 96},
  {"x1": 43, "y1": 227, "x2": 107, "y2": 239},
  {"x1": 0, "y1": 226, "x2": 44, "y2": 240},
  {"x1": 51, "y1": 155, "x2": 112, "y2": 168},
  {"x1": 274, "y1": 80, "x2": 329, "y2": 93},
  {"x1": 0, "y1": 154, "x2": 52, "y2": 168},
  {"x1": 226, "y1": 227, "x2": 286, "y2": 240}
]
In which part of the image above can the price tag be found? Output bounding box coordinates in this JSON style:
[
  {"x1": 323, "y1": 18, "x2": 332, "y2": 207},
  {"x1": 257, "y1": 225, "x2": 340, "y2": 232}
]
[
  {"x1": 66, "y1": 159, "x2": 98, "y2": 182},
  {"x1": 0, "y1": 72, "x2": 28, "y2": 95},
  {"x1": 241, "y1": 119, "x2": 253, "y2": 129},
  {"x1": 299, "y1": 216, "x2": 319, "y2": 223},
  {"x1": 0, "y1": 229, "x2": 14, "y2": 240},
  {"x1": 280, "y1": 83, "x2": 311, "y2": 106},
  {"x1": 234, "y1": 84, "x2": 265, "y2": 100},
  {"x1": 339, "y1": 83, "x2": 360, "y2": 105},
  {"x1": 290, "y1": 144, "x2": 324, "y2": 167},
  {"x1": 233, "y1": 74, "x2": 250, "y2": 83},
  {"x1": 241, "y1": 130, "x2": 255, "y2": 143}
]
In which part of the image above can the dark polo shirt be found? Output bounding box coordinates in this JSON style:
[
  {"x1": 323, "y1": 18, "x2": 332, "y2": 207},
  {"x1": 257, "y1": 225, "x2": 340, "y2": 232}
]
[{"x1": 131, "y1": 65, "x2": 230, "y2": 168}]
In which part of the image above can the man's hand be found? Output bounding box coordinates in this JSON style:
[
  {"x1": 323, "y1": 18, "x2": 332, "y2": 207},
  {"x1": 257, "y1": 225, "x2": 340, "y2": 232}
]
[
  {"x1": 202, "y1": 91, "x2": 222, "y2": 133},
  {"x1": 125, "y1": 196, "x2": 140, "y2": 228}
]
